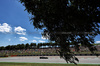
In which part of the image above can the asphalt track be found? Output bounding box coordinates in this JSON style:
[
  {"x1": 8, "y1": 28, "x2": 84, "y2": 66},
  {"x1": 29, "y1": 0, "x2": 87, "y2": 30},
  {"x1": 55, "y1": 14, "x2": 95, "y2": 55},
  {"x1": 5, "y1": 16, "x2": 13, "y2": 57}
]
[{"x1": 0, "y1": 56, "x2": 100, "y2": 64}]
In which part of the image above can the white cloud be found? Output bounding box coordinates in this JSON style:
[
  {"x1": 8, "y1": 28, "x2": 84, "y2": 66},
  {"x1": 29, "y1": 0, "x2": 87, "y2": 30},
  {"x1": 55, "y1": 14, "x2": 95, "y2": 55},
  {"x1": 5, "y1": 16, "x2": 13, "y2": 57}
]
[
  {"x1": 19, "y1": 37, "x2": 28, "y2": 41},
  {"x1": 33, "y1": 37, "x2": 40, "y2": 39},
  {"x1": 41, "y1": 36, "x2": 50, "y2": 40},
  {"x1": 8, "y1": 39, "x2": 11, "y2": 41},
  {"x1": 14, "y1": 26, "x2": 26, "y2": 35},
  {"x1": 41, "y1": 36, "x2": 46, "y2": 40},
  {"x1": 30, "y1": 40, "x2": 37, "y2": 43},
  {"x1": 39, "y1": 40, "x2": 46, "y2": 43},
  {"x1": 0, "y1": 23, "x2": 12, "y2": 33},
  {"x1": 96, "y1": 41, "x2": 100, "y2": 43}
]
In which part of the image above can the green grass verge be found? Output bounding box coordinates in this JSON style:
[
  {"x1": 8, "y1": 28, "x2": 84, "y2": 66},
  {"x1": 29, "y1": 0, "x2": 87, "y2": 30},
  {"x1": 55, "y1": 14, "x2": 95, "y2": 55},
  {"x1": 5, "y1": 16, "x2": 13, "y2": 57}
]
[{"x1": 0, "y1": 62, "x2": 100, "y2": 66}]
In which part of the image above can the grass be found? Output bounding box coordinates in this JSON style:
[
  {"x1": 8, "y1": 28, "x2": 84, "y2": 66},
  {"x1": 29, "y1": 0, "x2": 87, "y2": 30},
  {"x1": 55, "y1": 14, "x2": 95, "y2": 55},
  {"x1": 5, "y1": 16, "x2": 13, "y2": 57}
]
[{"x1": 0, "y1": 62, "x2": 100, "y2": 66}]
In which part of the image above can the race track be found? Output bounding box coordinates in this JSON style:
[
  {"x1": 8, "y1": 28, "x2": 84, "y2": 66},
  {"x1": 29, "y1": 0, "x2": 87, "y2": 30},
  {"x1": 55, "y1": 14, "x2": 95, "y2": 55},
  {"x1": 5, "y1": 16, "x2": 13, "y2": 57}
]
[{"x1": 0, "y1": 56, "x2": 100, "y2": 64}]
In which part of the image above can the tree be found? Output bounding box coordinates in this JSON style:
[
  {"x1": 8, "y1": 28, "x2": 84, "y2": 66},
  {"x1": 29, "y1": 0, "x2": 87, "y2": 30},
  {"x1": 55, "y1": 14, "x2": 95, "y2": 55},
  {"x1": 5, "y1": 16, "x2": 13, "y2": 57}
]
[
  {"x1": 37, "y1": 43, "x2": 42, "y2": 49},
  {"x1": 10, "y1": 45, "x2": 16, "y2": 50},
  {"x1": 0, "y1": 46, "x2": 5, "y2": 50},
  {"x1": 20, "y1": 44, "x2": 25, "y2": 49},
  {"x1": 20, "y1": 0, "x2": 100, "y2": 64},
  {"x1": 5, "y1": 45, "x2": 11, "y2": 50},
  {"x1": 25, "y1": 43, "x2": 30, "y2": 50},
  {"x1": 30, "y1": 43, "x2": 36, "y2": 49},
  {"x1": 16, "y1": 44, "x2": 21, "y2": 50}
]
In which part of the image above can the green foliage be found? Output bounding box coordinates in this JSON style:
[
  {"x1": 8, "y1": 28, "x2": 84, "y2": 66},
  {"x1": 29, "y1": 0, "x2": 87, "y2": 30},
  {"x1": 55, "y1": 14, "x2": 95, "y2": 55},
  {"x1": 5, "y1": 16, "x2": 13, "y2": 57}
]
[
  {"x1": 25, "y1": 43, "x2": 30, "y2": 50},
  {"x1": 30, "y1": 43, "x2": 36, "y2": 49},
  {"x1": 19, "y1": 1, "x2": 100, "y2": 63},
  {"x1": 0, "y1": 46, "x2": 5, "y2": 50}
]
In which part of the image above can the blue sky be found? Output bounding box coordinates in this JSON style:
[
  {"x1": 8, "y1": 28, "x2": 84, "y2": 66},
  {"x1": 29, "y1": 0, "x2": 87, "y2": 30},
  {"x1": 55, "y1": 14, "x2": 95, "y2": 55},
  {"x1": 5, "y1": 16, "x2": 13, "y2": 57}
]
[
  {"x1": 0, "y1": 0, "x2": 100, "y2": 46},
  {"x1": 0, "y1": 0, "x2": 49, "y2": 46}
]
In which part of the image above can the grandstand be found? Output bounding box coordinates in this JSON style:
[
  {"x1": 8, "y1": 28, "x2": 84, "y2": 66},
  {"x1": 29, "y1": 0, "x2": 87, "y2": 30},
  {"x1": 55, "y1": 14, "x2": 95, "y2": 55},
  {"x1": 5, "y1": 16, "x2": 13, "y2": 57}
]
[{"x1": 0, "y1": 43, "x2": 100, "y2": 57}]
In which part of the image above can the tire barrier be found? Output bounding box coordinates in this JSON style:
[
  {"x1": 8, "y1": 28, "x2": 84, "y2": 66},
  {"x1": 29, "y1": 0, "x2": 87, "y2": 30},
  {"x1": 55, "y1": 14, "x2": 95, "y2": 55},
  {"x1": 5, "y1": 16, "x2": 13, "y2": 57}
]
[
  {"x1": 0, "y1": 55, "x2": 8, "y2": 57},
  {"x1": 16, "y1": 54, "x2": 100, "y2": 56},
  {"x1": 10, "y1": 55, "x2": 17, "y2": 57}
]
